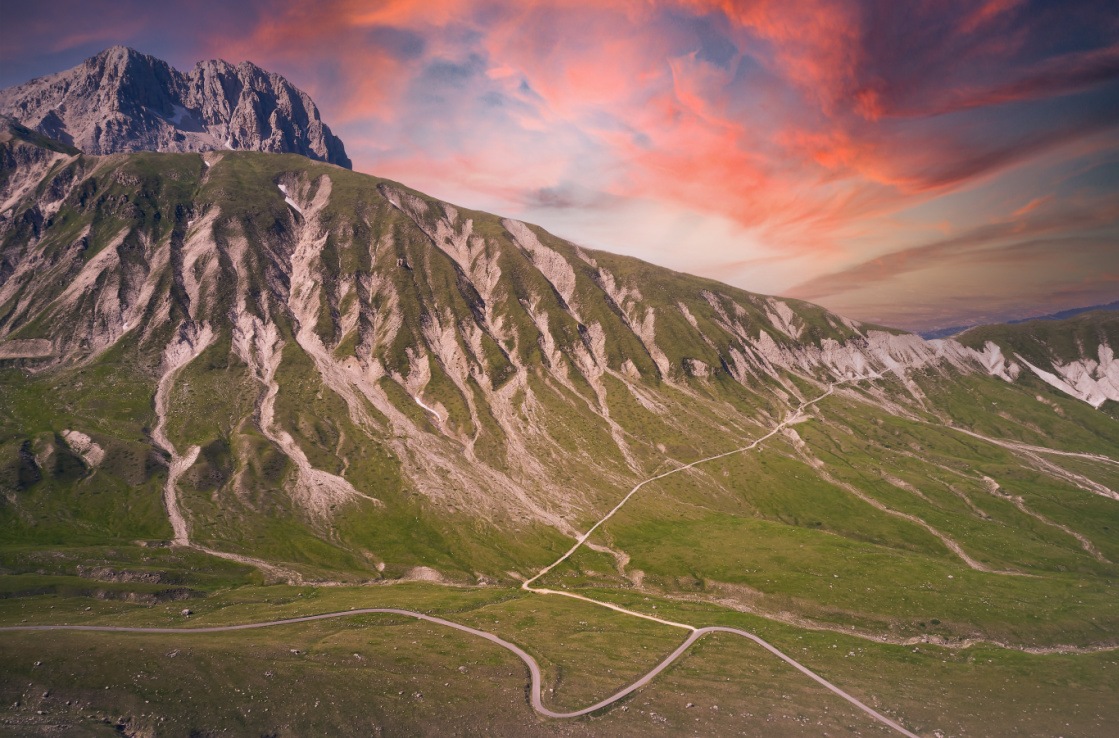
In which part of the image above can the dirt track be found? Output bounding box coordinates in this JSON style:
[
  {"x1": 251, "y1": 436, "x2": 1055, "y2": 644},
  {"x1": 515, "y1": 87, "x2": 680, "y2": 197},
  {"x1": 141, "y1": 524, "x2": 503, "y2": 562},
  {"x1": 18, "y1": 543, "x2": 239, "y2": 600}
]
[{"x1": 0, "y1": 608, "x2": 917, "y2": 733}]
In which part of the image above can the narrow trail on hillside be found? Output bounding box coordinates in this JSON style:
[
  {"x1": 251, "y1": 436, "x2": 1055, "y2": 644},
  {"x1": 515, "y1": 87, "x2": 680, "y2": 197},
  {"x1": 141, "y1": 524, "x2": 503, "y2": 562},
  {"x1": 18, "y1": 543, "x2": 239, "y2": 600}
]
[
  {"x1": 839, "y1": 381, "x2": 1119, "y2": 489},
  {"x1": 836, "y1": 379, "x2": 1118, "y2": 501},
  {"x1": 516, "y1": 376, "x2": 919, "y2": 735},
  {"x1": 646, "y1": 587, "x2": 1119, "y2": 655},
  {"x1": 522, "y1": 378, "x2": 856, "y2": 589},
  {"x1": 978, "y1": 474, "x2": 1110, "y2": 563},
  {"x1": 0, "y1": 608, "x2": 917, "y2": 734},
  {"x1": 831, "y1": 384, "x2": 1117, "y2": 560}
]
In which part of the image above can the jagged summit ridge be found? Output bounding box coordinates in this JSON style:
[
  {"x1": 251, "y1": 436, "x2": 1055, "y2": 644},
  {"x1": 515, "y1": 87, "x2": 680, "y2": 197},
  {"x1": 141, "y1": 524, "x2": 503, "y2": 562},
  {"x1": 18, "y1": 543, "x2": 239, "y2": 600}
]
[{"x1": 0, "y1": 46, "x2": 351, "y2": 167}]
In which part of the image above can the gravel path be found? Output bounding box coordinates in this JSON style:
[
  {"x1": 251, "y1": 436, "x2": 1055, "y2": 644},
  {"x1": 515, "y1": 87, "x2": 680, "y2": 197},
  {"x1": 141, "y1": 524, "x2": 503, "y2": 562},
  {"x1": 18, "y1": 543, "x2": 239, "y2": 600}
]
[{"x1": 0, "y1": 608, "x2": 917, "y2": 733}]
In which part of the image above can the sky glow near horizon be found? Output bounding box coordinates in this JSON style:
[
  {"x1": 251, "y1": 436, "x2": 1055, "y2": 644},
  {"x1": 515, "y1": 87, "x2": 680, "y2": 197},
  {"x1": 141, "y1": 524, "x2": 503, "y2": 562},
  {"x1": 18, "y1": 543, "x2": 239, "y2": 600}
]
[{"x1": 2, "y1": 0, "x2": 1117, "y2": 331}]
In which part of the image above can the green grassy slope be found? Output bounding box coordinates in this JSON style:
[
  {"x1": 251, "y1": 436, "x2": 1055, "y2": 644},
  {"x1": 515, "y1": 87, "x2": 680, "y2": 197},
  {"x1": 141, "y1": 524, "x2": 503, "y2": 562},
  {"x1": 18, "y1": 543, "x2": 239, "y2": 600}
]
[{"x1": 1, "y1": 128, "x2": 1117, "y2": 735}]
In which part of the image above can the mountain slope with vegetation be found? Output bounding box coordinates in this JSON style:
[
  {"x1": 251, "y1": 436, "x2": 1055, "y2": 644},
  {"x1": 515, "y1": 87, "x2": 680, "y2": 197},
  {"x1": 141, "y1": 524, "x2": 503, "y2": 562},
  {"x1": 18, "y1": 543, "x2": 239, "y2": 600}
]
[
  {"x1": 0, "y1": 115, "x2": 1117, "y2": 736},
  {"x1": 958, "y1": 311, "x2": 1119, "y2": 409}
]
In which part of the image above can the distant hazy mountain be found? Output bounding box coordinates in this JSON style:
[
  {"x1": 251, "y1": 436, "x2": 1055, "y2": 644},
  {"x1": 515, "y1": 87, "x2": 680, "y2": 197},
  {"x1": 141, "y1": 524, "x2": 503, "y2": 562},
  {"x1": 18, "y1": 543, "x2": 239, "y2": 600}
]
[
  {"x1": 1007, "y1": 301, "x2": 1119, "y2": 324},
  {"x1": 919, "y1": 324, "x2": 974, "y2": 340},
  {"x1": 0, "y1": 46, "x2": 350, "y2": 168},
  {"x1": 919, "y1": 301, "x2": 1119, "y2": 339}
]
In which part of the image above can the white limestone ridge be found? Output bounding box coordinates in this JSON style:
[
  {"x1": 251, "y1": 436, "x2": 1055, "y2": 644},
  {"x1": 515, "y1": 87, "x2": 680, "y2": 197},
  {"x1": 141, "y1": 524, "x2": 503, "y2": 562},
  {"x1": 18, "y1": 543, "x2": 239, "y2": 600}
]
[
  {"x1": 729, "y1": 322, "x2": 1117, "y2": 409},
  {"x1": 727, "y1": 321, "x2": 977, "y2": 383},
  {"x1": 1015, "y1": 345, "x2": 1119, "y2": 409}
]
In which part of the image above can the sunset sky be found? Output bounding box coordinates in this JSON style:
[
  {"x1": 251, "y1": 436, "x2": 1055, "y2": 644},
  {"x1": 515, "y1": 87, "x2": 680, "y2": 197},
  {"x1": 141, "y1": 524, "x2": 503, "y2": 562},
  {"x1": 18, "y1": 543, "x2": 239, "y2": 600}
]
[{"x1": 3, "y1": 0, "x2": 1117, "y2": 331}]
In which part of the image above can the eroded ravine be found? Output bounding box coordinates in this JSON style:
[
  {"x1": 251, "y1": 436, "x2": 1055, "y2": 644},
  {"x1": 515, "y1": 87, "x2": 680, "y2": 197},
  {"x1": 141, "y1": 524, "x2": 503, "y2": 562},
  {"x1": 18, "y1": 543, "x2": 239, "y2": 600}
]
[
  {"x1": 152, "y1": 321, "x2": 306, "y2": 583},
  {"x1": 151, "y1": 322, "x2": 216, "y2": 546}
]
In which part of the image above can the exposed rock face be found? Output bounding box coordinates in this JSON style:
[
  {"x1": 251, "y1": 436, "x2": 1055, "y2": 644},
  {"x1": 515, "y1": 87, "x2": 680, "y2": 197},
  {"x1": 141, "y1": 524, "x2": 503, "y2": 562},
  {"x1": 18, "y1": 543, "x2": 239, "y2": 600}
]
[
  {"x1": 61, "y1": 429, "x2": 105, "y2": 468},
  {"x1": 0, "y1": 116, "x2": 78, "y2": 215},
  {"x1": 953, "y1": 311, "x2": 1119, "y2": 409},
  {"x1": 1015, "y1": 345, "x2": 1119, "y2": 409},
  {"x1": 0, "y1": 46, "x2": 351, "y2": 167}
]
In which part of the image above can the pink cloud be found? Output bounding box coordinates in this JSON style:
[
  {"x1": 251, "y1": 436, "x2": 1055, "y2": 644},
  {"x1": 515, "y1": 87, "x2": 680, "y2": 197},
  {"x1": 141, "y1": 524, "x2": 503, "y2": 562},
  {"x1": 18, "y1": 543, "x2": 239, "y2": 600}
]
[{"x1": 4, "y1": 0, "x2": 1115, "y2": 328}]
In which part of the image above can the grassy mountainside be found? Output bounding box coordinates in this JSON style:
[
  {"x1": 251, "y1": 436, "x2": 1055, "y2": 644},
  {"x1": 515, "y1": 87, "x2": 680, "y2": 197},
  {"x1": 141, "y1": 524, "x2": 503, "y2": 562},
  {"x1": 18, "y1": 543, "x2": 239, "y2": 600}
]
[
  {"x1": 0, "y1": 122, "x2": 902, "y2": 580},
  {"x1": 1, "y1": 124, "x2": 1118, "y2": 736}
]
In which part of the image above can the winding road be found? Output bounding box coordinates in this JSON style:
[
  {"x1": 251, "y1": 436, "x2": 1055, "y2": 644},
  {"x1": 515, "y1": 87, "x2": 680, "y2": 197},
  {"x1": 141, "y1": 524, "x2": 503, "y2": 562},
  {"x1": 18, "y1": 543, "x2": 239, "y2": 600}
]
[
  {"x1": 0, "y1": 608, "x2": 917, "y2": 733},
  {"x1": 2, "y1": 376, "x2": 923, "y2": 734},
  {"x1": 504, "y1": 375, "x2": 918, "y2": 733}
]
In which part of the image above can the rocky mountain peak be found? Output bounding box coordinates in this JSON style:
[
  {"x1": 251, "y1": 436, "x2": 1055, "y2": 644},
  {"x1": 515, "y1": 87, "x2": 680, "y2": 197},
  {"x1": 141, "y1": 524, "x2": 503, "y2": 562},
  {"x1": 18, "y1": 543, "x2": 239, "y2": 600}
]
[{"x1": 0, "y1": 46, "x2": 351, "y2": 168}]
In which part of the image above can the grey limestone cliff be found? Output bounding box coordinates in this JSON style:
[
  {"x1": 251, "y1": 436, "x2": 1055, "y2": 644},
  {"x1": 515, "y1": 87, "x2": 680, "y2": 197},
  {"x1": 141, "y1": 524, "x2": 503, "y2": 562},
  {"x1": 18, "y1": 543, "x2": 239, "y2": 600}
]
[{"x1": 0, "y1": 46, "x2": 351, "y2": 168}]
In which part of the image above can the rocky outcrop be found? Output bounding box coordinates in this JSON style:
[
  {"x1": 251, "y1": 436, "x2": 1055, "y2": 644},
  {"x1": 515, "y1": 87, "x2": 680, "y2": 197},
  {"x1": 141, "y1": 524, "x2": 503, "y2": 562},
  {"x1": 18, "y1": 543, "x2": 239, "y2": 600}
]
[
  {"x1": 61, "y1": 429, "x2": 105, "y2": 468},
  {"x1": 1016, "y1": 344, "x2": 1119, "y2": 409},
  {"x1": 0, "y1": 117, "x2": 78, "y2": 217},
  {"x1": 0, "y1": 46, "x2": 350, "y2": 167},
  {"x1": 952, "y1": 312, "x2": 1119, "y2": 409},
  {"x1": 746, "y1": 330, "x2": 1020, "y2": 385}
]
